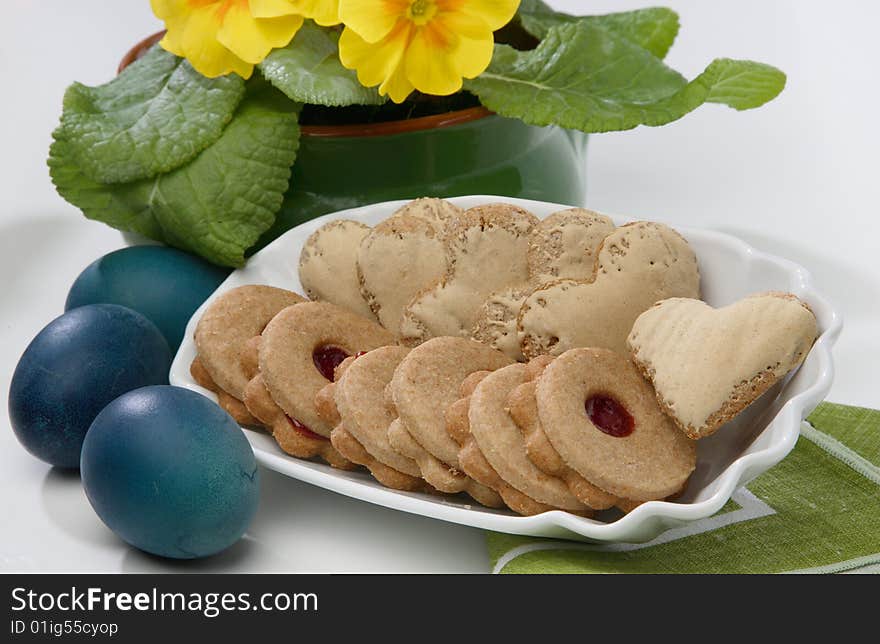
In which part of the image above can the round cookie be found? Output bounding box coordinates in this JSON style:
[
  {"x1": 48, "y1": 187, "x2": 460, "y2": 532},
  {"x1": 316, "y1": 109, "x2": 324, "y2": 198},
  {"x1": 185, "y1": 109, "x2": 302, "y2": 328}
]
[
  {"x1": 190, "y1": 356, "x2": 258, "y2": 426},
  {"x1": 400, "y1": 204, "x2": 538, "y2": 345},
  {"x1": 299, "y1": 219, "x2": 375, "y2": 320},
  {"x1": 527, "y1": 208, "x2": 616, "y2": 283},
  {"x1": 243, "y1": 371, "x2": 353, "y2": 469},
  {"x1": 329, "y1": 424, "x2": 426, "y2": 491},
  {"x1": 518, "y1": 221, "x2": 700, "y2": 358},
  {"x1": 467, "y1": 363, "x2": 588, "y2": 513},
  {"x1": 535, "y1": 347, "x2": 696, "y2": 501},
  {"x1": 333, "y1": 346, "x2": 426, "y2": 482},
  {"x1": 357, "y1": 216, "x2": 447, "y2": 335},
  {"x1": 387, "y1": 337, "x2": 511, "y2": 505},
  {"x1": 390, "y1": 336, "x2": 513, "y2": 470},
  {"x1": 194, "y1": 285, "x2": 306, "y2": 400},
  {"x1": 313, "y1": 352, "x2": 424, "y2": 488},
  {"x1": 507, "y1": 378, "x2": 619, "y2": 510},
  {"x1": 259, "y1": 302, "x2": 395, "y2": 438}
]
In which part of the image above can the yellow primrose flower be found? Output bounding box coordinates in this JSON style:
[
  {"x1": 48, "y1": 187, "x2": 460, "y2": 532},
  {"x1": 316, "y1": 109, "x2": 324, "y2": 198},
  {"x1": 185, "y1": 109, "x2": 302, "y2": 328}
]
[
  {"x1": 338, "y1": 0, "x2": 520, "y2": 103},
  {"x1": 286, "y1": 0, "x2": 341, "y2": 26},
  {"x1": 151, "y1": 0, "x2": 316, "y2": 78}
]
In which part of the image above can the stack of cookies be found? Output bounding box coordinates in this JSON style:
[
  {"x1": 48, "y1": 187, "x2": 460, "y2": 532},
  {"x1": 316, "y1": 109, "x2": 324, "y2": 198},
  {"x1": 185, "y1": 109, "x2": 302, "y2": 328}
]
[{"x1": 189, "y1": 199, "x2": 819, "y2": 517}]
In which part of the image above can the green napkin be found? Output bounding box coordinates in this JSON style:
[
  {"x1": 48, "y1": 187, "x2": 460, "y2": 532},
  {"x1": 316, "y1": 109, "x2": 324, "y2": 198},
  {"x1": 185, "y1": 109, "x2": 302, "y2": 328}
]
[{"x1": 488, "y1": 402, "x2": 880, "y2": 574}]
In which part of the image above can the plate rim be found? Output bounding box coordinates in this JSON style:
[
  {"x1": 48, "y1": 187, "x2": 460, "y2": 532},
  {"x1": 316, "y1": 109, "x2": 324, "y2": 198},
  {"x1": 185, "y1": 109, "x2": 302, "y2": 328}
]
[{"x1": 170, "y1": 195, "x2": 842, "y2": 542}]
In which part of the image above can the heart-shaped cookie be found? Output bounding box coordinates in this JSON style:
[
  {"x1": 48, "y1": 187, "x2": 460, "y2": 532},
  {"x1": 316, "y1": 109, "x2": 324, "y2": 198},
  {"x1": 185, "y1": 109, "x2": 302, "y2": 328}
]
[
  {"x1": 518, "y1": 221, "x2": 700, "y2": 358},
  {"x1": 299, "y1": 219, "x2": 375, "y2": 320},
  {"x1": 627, "y1": 292, "x2": 818, "y2": 439},
  {"x1": 399, "y1": 204, "x2": 538, "y2": 345}
]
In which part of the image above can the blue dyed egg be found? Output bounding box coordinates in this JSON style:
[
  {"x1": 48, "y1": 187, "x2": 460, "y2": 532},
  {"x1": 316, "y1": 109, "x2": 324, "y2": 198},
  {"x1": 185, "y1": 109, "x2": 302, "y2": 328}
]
[
  {"x1": 81, "y1": 386, "x2": 259, "y2": 559},
  {"x1": 66, "y1": 245, "x2": 229, "y2": 351},
  {"x1": 8, "y1": 304, "x2": 172, "y2": 468}
]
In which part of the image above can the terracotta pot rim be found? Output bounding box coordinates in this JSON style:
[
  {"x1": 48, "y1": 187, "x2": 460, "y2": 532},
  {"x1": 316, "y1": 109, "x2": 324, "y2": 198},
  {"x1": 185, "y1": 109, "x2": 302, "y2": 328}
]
[{"x1": 119, "y1": 31, "x2": 495, "y2": 139}]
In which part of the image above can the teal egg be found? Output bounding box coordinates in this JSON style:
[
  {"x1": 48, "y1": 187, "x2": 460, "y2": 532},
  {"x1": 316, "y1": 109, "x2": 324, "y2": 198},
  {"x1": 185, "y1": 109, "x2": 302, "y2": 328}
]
[
  {"x1": 66, "y1": 246, "x2": 230, "y2": 351},
  {"x1": 81, "y1": 386, "x2": 259, "y2": 559},
  {"x1": 9, "y1": 304, "x2": 172, "y2": 468}
]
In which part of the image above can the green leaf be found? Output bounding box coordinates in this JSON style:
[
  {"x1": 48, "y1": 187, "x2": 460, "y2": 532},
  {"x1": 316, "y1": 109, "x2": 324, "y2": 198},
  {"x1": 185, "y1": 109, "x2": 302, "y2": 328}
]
[
  {"x1": 49, "y1": 135, "x2": 164, "y2": 240},
  {"x1": 465, "y1": 22, "x2": 786, "y2": 134},
  {"x1": 259, "y1": 22, "x2": 385, "y2": 106},
  {"x1": 56, "y1": 45, "x2": 245, "y2": 185},
  {"x1": 518, "y1": 3, "x2": 680, "y2": 59},
  {"x1": 50, "y1": 89, "x2": 300, "y2": 267}
]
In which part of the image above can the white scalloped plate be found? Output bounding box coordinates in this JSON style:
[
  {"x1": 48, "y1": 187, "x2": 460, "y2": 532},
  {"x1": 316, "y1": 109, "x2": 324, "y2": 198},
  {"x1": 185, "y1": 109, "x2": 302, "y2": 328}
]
[{"x1": 170, "y1": 196, "x2": 841, "y2": 543}]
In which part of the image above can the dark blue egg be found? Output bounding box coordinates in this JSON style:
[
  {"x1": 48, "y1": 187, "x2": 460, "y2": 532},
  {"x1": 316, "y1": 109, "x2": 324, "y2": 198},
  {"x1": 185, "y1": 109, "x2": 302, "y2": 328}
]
[
  {"x1": 8, "y1": 304, "x2": 172, "y2": 468},
  {"x1": 65, "y1": 245, "x2": 230, "y2": 351},
  {"x1": 81, "y1": 386, "x2": 259, "y2": 559}
]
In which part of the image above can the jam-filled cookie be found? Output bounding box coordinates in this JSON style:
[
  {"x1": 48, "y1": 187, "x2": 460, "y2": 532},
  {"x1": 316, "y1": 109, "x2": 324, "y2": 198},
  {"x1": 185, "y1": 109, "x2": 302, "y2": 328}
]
[
  {"x1": 628, "y1": 292, "x2": 818, "y2": 439},
  {"x1": 507, "y1": 361, "x2": 620, "y2": 511},
  {"x1": 243, "y1": 365, "x2": 353, "y2": 469},
  {"x1": 534, "y1": 347, "x2": 696, "y2": 501},
  {"x1": 448, "y1": 362, "x2": 591, "y2": 516},
  {"x1": 193, "y1": 285, "x2": 305, "y2": 422},
  {"x1": 258, "y1": 302, "x2": 396, "y2": 442}
]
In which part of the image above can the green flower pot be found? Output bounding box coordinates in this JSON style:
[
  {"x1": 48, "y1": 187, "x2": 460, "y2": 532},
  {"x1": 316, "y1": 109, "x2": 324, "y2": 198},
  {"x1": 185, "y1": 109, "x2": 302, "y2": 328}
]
[{"x1": 257, "y1": 107, "x2": 588, "y2": 247}]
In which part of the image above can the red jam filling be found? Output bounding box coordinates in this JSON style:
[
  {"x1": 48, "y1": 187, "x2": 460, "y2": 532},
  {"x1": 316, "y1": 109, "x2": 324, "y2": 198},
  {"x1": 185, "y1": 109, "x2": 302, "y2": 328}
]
[
  {"x1": 286, "y1": 416, "x2": 327, "y2": 442},
  {"x1": 312, "y1": 345, "x2": 350, "y2": 381},
  {"x1": 585, "y1": 395, "x2": 634, "y2": 437}
]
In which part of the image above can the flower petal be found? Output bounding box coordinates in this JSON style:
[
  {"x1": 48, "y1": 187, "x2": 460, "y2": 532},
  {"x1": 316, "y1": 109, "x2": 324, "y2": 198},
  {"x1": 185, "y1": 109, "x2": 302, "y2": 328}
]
[
  {"x1": 296, "y1": 0, "x2": 341, "y2": 26},
  {"x1": 178, "y1": 5, "x2": 254, "y2": 77},
  {"x1": 404, "y1": 22, "x2": 462, "y2": 97},
  {"x1": 339, "y1": 22, "x2": 414, "y2": 102},
  {"x1": 150, "y1": 0, "x2": 189, "y2": 21},
  {"x1": 250, "y1": 0, "x2": 301, "y2": 18},
  {"x1": 217, "y1": 4, "x2": 303, "y2": 63},
  {"x1": 451, "y1": 32, "x2": 494, "y2": 79},
  {"x1": 439, "y1": 0, "x2": 518, "y2": 31},
  {"x1": 339, "y1": 0, "x2": 408, "y2": 43}
]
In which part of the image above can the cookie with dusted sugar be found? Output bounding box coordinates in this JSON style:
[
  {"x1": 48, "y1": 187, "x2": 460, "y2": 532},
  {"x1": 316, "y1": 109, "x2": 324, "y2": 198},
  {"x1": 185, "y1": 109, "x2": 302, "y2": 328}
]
[
  {"x1": 534, "y1": 347, "x2": 696, "y2": 502},
  {"x1": 193, "y1": 284, "x2": 306, "y2": 422},
  {"x1": 400, "y1": 203, "x2": 538, "y2": 345},
  {"x1": 518, "y1": 221, "x2": 700, "y2": 358},
  {"x1": 357, "y1": 215, "x2": 447, "y2": 335},
  {"x1": 298, "y1": 219, "x2": 375, "y2": 320},
  {"x1": 387, "y1": 336, "x2": 512, "y2": 506},
  {"x1": 259, "y1": 302, "x2": 395, "y2": 441},
  {"x1": 449, "y1": 362, "x2": 591, "y2": 516},
  {"x1": 627, "y1": 292, "x2": 818, "y2": 439}
]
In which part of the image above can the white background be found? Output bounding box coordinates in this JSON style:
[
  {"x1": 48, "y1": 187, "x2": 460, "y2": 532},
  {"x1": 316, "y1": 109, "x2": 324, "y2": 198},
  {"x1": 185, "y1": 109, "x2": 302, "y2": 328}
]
[{"x1": 1, "y1": 1, "x2": 877, "y2": 572}]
